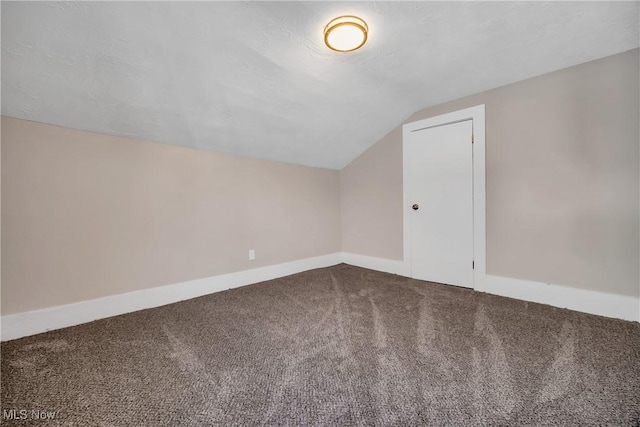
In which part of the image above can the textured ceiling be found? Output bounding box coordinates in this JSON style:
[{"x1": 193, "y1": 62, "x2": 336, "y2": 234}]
[{"x1": 2, "y1": 1, "x2": 639, "y2": 170}]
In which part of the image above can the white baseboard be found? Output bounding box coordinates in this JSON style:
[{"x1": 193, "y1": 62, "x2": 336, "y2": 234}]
[
  {"x1": 475, "y1": 273, "x2": 639, "y2": 323},
  {"x1": 342, "y1": 253, "x2": 639, "y2": 323},
  {"x1": 3, "y1": 252, "x2": 637, "y2": 341},
  {"x1": 1, "y1": 253, "x2": 342, "y2": 341},
  {"x1": 341, "y1": 252, "x2": 408, "y2": 276}
]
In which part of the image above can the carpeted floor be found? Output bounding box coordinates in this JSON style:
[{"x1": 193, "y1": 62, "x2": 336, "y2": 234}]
[{"x1": 2, "y1": 264, "x2": 639, "y2": 426}]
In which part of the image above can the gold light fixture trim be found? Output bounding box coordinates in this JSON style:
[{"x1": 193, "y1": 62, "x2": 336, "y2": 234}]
[{"x1": 324, "y1": 15, "x2": 368, "y2": 53}]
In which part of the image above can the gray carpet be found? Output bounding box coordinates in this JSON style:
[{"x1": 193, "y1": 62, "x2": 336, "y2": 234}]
[{"x1": 2, "y1": 264, "x2": 639, "y2": 426}]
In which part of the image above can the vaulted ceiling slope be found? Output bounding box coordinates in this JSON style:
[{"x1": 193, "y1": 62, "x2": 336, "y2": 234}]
[{"x1": 2, "y1": 2, "x2": 638, "y2": 170}]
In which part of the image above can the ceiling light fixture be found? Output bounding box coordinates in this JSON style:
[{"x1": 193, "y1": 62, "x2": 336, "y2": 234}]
[{"x1": 324, "y1": 15, "x2": 368, "y2": 53}]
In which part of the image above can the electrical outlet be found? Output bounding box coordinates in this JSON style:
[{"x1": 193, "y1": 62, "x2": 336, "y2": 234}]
[{"x1": 249, "y1": 249, "x2": 255, "y2": 261}]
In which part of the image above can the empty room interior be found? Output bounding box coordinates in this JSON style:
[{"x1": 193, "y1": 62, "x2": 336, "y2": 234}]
[{"x1": 1, "y1": 1, "x2": 639, "y2": 425}]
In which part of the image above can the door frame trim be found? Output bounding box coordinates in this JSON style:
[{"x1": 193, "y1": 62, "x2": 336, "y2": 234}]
[{"x1": 402, "y1": 104, "x2": 486, "y2": 289}]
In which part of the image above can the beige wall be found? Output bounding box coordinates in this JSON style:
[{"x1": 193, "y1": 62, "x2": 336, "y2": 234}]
[
  {"x1": 2, "y1": 49, "x2": 638, "y2": 316},
  {"x1": 1, "y1": 117, "x2": 341, "y2": 314},
  {"x1": 341, "y1": 48, "x2": 640, "y2": 297},
  {"x1": 341, "y1": 125, "x2": 404, "y2": 261}
]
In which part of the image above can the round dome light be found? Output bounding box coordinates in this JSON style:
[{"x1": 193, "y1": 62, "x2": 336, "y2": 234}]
[{"x1": 324, "y1": 16, "x2": 368, "y2": 53}]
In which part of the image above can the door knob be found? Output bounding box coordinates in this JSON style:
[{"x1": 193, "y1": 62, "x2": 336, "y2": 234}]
[{"x1": 412, "y1": 204, "x2": 419, "y2": 210}]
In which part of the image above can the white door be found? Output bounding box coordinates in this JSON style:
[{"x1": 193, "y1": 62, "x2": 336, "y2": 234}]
[{"x1": 405, "y1": 120, "x2": 474, "y2": 288}]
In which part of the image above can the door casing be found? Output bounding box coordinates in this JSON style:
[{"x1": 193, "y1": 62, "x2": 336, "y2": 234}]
[{"x1": 402, "y1": 105, "x2": 486, "y2": 290}]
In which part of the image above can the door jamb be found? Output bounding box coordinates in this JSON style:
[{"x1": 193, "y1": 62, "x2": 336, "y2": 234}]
[{"x1": 402, "y1": 104, "x2": 486, "y2": 290}]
